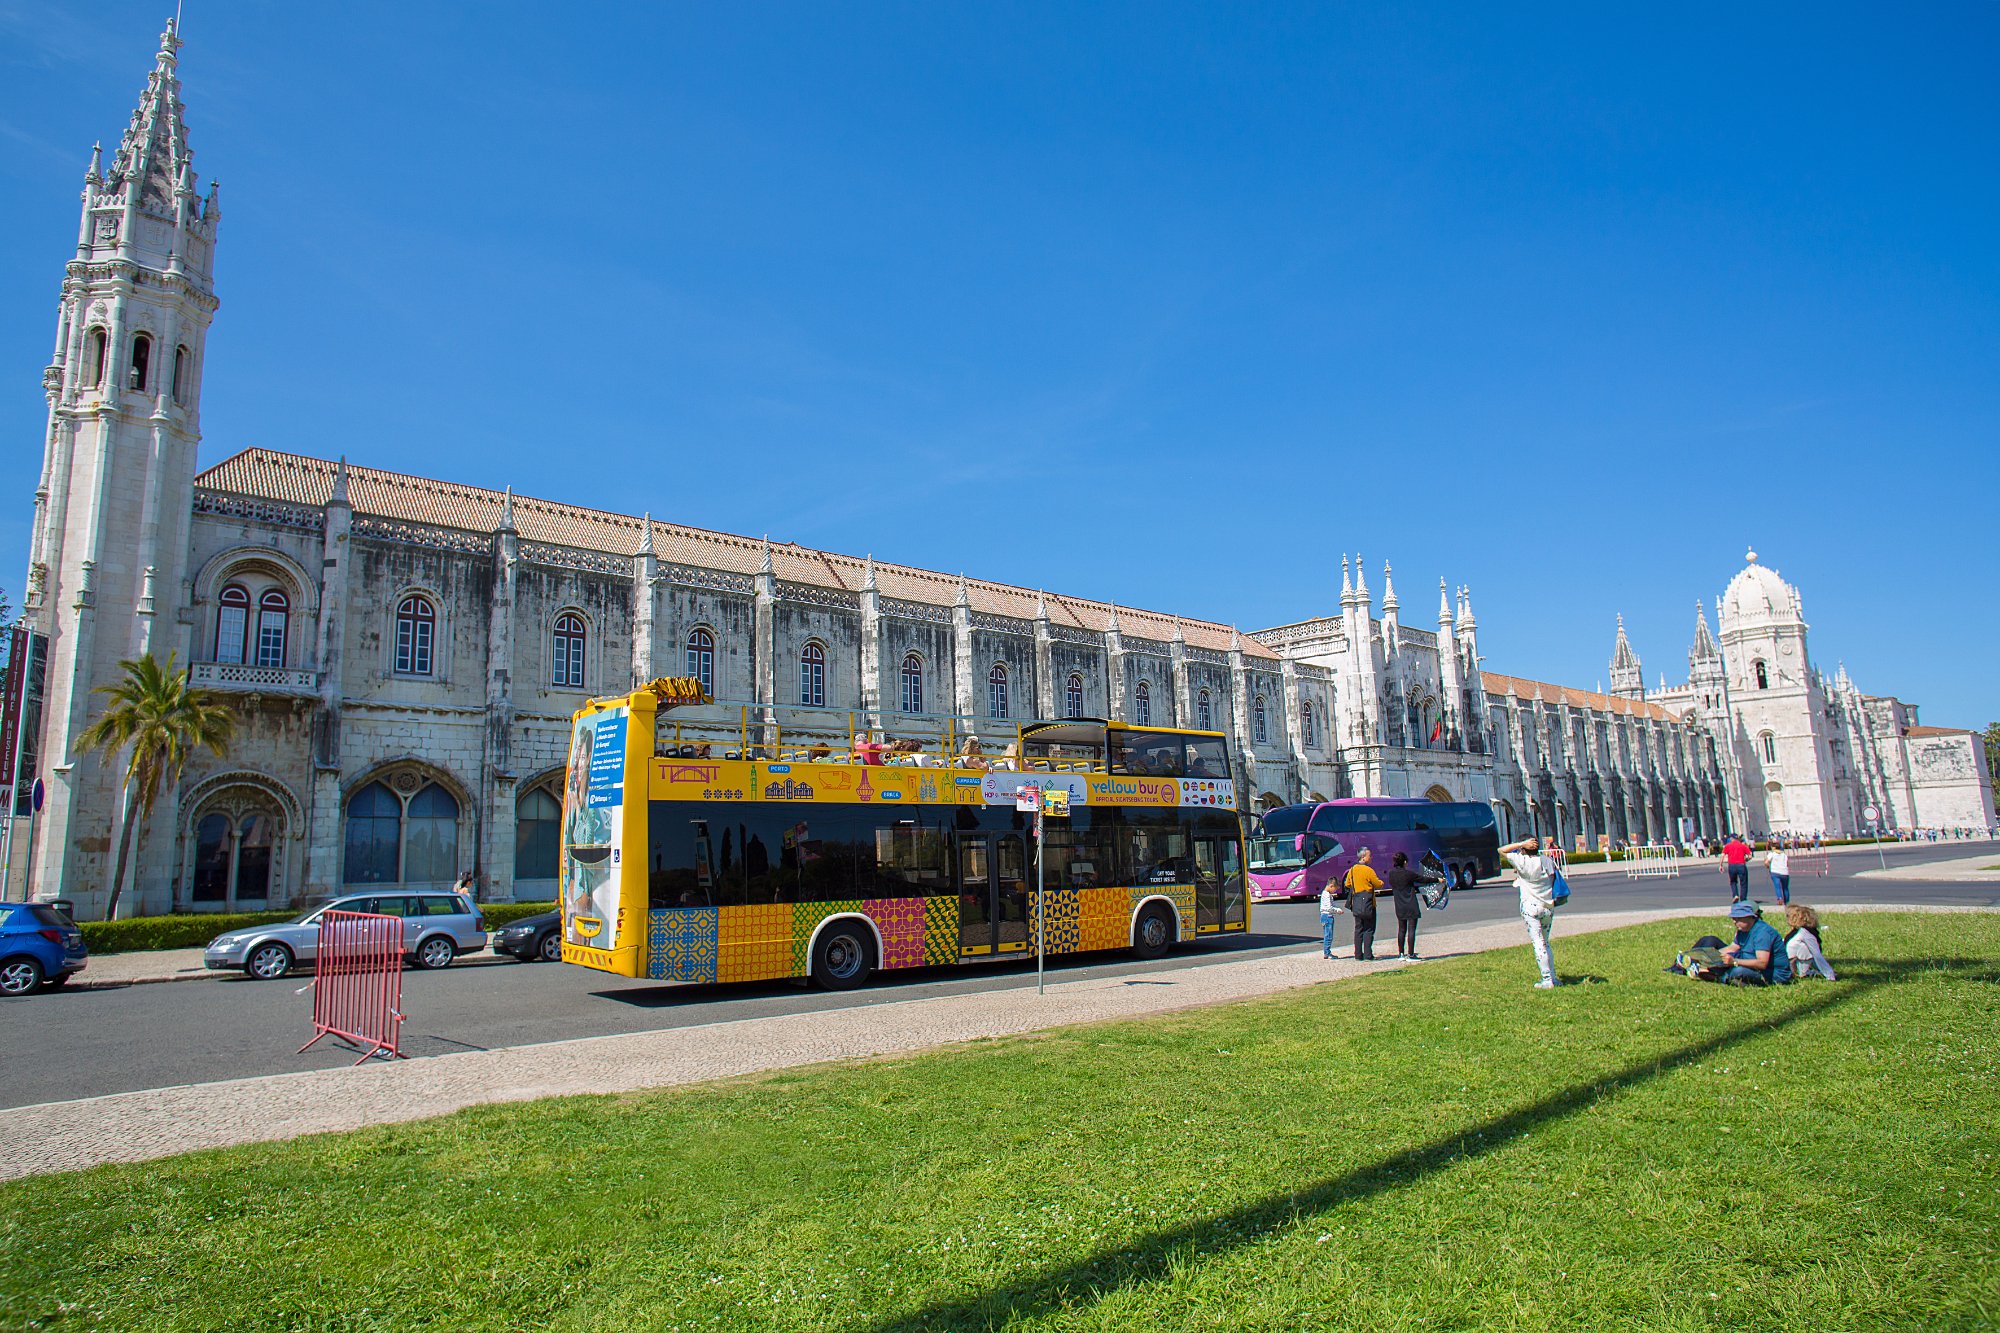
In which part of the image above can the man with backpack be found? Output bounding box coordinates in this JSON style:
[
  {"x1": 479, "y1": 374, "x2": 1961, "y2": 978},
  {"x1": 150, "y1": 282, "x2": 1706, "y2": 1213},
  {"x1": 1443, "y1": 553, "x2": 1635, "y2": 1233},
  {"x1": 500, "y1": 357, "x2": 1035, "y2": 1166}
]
[{"x1": 1499, "y1": 836, "x2": 1563, "y2": 989}]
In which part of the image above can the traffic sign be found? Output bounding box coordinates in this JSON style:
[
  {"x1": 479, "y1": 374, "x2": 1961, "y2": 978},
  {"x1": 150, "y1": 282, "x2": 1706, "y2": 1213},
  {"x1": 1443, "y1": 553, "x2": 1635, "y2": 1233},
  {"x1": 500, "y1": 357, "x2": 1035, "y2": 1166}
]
[
  {"x1": 1862, "y1": 804, "x2": 1880, "y2": 824},
  {"x1": 1015, "y1": 785, "x2": 1040, "y2": 813},
  {"x1": 30, "y1": 778, "x2": 42, "y2": 813}
]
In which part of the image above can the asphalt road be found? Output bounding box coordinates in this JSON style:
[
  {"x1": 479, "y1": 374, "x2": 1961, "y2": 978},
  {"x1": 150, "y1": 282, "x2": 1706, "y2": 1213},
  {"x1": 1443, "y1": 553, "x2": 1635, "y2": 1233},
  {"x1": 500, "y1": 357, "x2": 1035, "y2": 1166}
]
[{"x1": 3, "y1": 841, "x2": 1992, "y2": 1111}]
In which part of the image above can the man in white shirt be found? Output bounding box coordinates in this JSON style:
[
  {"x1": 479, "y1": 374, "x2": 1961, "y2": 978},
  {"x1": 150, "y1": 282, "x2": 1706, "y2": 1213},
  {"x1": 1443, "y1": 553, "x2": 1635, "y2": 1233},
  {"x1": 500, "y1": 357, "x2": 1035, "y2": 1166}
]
[{"x1": 1498, "y1": 836, "x2": 1561, "y2": 989}]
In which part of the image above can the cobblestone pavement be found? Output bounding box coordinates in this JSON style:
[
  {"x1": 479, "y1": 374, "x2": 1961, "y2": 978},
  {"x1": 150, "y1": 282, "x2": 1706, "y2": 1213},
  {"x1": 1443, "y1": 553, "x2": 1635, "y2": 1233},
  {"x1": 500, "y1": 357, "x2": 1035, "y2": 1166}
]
[{"x1": 14, "y1": 906, "x2": 1981, "y2": 1183}]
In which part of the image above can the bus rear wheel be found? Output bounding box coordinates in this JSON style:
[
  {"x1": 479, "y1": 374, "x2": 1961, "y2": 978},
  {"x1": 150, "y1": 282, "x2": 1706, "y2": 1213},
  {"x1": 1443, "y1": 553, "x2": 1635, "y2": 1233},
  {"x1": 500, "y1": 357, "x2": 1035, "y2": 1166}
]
[
  {"x1": 810, "y1": 919, "x2": 876, "y2": 991},
  {"x1": 1131, "y1": 903, "x2": 1175, "y2": 960},
  {"x1": 1456, "y1": 863, "x2": 1477, "y2": 892}
]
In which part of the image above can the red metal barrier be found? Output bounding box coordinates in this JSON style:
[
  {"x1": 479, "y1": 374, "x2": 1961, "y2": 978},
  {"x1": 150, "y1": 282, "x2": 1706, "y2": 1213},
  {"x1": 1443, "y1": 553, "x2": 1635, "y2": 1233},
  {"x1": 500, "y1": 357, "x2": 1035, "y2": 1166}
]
[
  {"x1": 1790, "y1": 849, "x2": 1830, "y2": 877},
  {"x1": 299, "y1": 910, "x2": 406, "y2": 1063}
]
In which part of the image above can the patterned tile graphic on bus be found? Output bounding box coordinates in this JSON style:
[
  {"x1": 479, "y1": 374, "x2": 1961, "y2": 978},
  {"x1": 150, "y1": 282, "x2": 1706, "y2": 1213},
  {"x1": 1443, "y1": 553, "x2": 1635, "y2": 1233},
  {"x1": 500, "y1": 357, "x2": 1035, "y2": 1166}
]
[
  {"x1": 1039, "y1": 888, "x2": 1081, "y2": 954},
  {"x1": 719, "y1": 904, "x2": 793, "y2": 983},
  {"x1": 864, "y1": 897, "x2": 926, "y2": 969},
  {"x1": 1128, "y1": 884, "x2": 1196, "y2": 941},
  {"x1": 649, "y1": 907, "x2": 718, "y2": 983},
  {"x1": 1077, "y1": 886, "x2": 1130, "y2": 952},
  {"x1": 791, "y1": 901, "x2": 862, "y2": 973},
  {"x1": 921, "y1": 896, "x2": 959, "y2": 966}
]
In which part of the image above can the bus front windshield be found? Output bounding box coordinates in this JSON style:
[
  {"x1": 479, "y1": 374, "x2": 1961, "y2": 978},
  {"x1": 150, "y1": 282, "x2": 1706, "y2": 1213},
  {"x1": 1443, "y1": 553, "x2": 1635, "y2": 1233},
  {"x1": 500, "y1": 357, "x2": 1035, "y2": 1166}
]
[{"x1": 1247, "y1": 835, "x2": 1305, "y2": 871}]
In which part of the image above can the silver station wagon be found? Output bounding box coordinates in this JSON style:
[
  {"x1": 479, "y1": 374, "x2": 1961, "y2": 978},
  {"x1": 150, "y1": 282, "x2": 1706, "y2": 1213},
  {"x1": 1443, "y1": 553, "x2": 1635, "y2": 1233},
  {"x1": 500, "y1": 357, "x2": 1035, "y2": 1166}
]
[{"x1": 204, "y1": 891, "x2": 487, "y2": 980}]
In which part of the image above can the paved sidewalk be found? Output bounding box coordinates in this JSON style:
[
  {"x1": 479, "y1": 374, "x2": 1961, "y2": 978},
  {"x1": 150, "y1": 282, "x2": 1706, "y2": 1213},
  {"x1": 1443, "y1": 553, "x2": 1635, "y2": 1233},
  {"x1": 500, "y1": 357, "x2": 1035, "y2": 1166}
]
[
  {"x1": 0, "y1": 907, "x2": 1850, "y2": 1183},
  {"x1": 1855, "y1": 854, "x2": 2000, "y2": 883},
  {"x1": 72, "y1": 947, "x2": 213, "y2": 988}
]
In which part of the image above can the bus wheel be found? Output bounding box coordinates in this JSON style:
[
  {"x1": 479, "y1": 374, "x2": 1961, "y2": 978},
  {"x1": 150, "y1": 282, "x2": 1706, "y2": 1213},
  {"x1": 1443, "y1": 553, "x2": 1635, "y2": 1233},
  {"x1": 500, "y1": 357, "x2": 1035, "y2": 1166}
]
[
  {"x1": 1456, "y1": 863, "x2": 1477, "y2": 892},
  {"x1": 1131, "y1": 904, "x2": 1175, "y2": 960},
  {"x1": 810, "y1": 919, "x2": 875, "y2": 990}
]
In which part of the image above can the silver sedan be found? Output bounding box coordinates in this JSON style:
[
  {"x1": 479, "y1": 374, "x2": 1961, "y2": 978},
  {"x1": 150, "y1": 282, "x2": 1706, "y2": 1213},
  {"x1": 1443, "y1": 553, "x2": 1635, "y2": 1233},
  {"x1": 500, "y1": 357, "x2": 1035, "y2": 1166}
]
[{"x1": 205, "y1": 891, "x2": 487, "y2": 980}]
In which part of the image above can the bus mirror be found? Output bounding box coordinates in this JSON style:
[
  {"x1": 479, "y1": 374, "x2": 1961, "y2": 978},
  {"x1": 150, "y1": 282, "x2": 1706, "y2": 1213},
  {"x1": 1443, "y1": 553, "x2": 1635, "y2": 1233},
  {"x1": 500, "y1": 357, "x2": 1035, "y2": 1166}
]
[{"x1": 1293, "y1": 834, "x2": 1304, "y2": 851}]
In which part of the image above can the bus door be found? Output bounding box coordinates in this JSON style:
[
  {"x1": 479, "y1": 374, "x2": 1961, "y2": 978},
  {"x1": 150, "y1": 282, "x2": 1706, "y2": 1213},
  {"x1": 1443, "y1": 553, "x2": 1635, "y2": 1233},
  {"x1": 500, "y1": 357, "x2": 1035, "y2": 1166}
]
[{"x1": 956, "y1": 831, "x2": 1029, "y2": 956}]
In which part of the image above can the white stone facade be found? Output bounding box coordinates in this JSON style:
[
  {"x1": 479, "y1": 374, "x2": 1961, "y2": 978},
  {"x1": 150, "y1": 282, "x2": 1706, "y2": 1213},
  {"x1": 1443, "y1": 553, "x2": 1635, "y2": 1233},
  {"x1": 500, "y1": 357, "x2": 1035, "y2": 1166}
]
[{"x1": 13, "y1": 30, "x2": 1990, "y2": 917}]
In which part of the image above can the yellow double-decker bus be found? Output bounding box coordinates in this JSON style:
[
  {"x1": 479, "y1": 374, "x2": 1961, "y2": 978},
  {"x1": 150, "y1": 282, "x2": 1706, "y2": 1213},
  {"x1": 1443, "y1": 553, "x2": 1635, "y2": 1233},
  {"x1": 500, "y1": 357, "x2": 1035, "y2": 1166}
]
[{"x1": 558, "y1": 680, "x2": 1248, "y2": 989}]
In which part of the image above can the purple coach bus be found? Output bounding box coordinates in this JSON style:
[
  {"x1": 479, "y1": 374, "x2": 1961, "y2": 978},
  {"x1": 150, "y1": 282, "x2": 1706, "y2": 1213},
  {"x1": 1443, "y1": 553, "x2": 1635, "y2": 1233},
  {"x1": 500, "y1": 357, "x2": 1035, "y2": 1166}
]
[{"x1": 1245, "y1": 798, "x2": 1500, "y2": 902}]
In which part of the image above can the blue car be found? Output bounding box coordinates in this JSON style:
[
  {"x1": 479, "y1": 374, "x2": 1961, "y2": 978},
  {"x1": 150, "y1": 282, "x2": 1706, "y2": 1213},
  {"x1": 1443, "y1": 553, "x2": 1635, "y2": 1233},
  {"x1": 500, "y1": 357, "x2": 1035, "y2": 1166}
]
[{"x1": 0, "y1": 901, "x2": 89, "y2": 996}]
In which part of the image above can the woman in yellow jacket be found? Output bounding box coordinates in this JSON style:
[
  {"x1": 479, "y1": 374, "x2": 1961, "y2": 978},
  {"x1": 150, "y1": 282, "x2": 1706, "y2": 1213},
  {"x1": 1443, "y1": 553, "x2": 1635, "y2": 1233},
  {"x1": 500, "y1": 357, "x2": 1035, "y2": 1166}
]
[{"x1": 1341, "y1": 847, "x2": 1387, "y2": 960}]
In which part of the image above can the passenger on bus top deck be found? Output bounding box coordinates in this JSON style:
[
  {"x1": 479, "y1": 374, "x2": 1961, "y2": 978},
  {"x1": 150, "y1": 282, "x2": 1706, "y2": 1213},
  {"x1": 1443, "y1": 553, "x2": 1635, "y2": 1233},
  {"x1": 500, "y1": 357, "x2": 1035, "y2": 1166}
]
[{"x1": 853, "y1": 733, "x2": 887, "y2": 766}]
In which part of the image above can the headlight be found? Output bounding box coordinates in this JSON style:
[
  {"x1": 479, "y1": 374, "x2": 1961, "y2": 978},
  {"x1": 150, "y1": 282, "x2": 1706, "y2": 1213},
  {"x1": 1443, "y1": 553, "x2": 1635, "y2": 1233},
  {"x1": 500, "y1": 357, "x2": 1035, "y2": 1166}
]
[{"x1": 208, "y1": 935, "x2": 240, "y2": 949}]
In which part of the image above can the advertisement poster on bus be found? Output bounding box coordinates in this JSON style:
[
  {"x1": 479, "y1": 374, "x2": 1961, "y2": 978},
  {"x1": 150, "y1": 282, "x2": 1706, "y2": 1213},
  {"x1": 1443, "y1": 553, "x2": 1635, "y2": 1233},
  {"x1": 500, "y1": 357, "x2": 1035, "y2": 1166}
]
[{"x1": 562, "y1": 706, "x2": 628, "y2": 953}]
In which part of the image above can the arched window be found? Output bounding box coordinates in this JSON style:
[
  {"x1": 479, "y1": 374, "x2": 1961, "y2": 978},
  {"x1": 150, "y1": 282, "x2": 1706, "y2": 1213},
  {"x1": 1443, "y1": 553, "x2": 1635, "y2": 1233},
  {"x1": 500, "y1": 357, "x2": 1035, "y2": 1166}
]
[
  {"x1": 172, "y1": 344, "x2": 190, "y2": 404},
  {"x1": 84, "y1": 329, "x2": 106, "y2": 388},
  {"x1": 403, "y1": 784, "x2": 460, "y2": 883},
  {"x1": 1253, "y1": 695, "x2": 1268, "y2": 744},
  {"x1": 343, "y1": 782, "x2": 402, "y2": 884},
  {"x1": 215, "y1": 583, "x2": 250, "y2": 664},
  {"x1": 685, "y1": 627, "x2": 715, "y2": 695},
  {"x1": 127, "y1": 333, "x2": 151, "y2": 391},
  {"x1": 515, "y1": 785, "x2": 561, "y2": 882},
  {"x1": 552, "y1": 612, "x2": 586, "y2": 688},
  {"x1": 901, "y1": 653, "x2": 924, "y2": 714},
  {"x1": 192, "y1": 814, "x2": 230, "y2": 902},
  {"x1": 1754, "y1": 660, "x2": 1769, "y2": 690},
  {"x1": 236, "y1": 814, "x2": 273, "y2": 901},
  {"x1": 988, "y1": 663, "x2": 1009, "y2": 719},
  {"x1": 1761, "y1": 731, "x2": 1777, "y2": 764},
  {"x1": 799, "y1": 642, "x2": 826, "y2": 707},
  {"x1": 1197, "y1": 688, "x2": 1213, "y2": 730},
  {"x1": 255, "y1": 589, "x2": 289, "y2": 669},
  {"x1": 1066, "y1": 673, "x2": 1085, "y2": 719},
  {"x1": 395, "y1": 596, "x2": 435, "y2": 676},
  {"x1": 1135, "y1": 681, "x2": 1151, "y2": 726},
  {"x1": 1302, "y1": 701, "x2": 1316, "y2": 747}
]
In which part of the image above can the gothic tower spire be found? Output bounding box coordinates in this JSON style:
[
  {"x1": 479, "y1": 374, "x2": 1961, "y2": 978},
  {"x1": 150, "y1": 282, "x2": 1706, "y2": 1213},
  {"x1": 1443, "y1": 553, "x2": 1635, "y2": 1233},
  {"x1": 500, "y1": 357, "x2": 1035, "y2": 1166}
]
[
  {"x1": 1609, "y1": 614, "x2": 1644, "y2": 700},
  {"x1": 26, "y1": 20, "x2": 224, "y2": 915}
]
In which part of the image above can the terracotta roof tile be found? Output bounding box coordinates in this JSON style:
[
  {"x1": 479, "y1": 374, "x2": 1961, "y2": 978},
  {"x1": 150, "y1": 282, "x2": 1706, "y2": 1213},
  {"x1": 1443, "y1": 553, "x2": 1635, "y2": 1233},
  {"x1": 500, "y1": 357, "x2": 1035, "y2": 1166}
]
[
  {"x1": 195, "y1": 448, "x2": 1276, "y2": 660},
  {"x1": 1903, "y1": 725, "x2": 1971, "y2": 738},
  {"x1": 1480, "y1": 671, "x2": 1679, "y2": 722}
]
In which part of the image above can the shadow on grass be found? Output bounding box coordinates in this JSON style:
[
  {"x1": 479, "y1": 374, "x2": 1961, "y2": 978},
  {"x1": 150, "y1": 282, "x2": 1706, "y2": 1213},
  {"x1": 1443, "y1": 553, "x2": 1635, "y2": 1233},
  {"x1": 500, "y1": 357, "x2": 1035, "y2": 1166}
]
[{"x1": 857, "y1": 957, "x2": 1976, "y2": 1333}]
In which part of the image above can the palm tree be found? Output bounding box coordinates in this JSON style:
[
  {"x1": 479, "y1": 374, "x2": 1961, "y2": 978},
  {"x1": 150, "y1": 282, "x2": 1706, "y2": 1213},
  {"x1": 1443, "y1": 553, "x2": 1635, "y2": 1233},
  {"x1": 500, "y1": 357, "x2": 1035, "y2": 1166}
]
[{"x1": 75, "y1": 654, "x2": 233, "y2": 918}]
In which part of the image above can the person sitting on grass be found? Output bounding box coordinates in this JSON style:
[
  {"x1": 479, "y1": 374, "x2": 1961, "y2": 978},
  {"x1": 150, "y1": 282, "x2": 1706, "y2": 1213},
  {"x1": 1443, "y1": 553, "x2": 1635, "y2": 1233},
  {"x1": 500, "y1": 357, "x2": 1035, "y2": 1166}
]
[
  {"x1": 1784, "y1": 903, "x2": 1836, "y2": 980},
  {"x1": 1712, "y1": 901, "x2": 1793, "y2": 986}
]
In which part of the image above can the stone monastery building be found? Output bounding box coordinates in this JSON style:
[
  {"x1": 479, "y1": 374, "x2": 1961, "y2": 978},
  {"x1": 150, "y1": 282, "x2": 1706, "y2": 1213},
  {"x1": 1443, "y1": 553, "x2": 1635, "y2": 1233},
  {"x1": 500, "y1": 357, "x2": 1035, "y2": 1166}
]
[{"x1": 15, "y1": 27, "x2": 1994, "y2": 916}]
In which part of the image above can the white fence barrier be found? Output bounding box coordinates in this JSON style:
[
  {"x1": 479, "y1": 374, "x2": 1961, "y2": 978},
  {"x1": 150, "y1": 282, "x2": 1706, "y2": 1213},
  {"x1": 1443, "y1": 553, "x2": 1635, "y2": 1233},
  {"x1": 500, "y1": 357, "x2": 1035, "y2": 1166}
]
[{"x1": 1624, "y1": 844, "x2": 1683, "y2": 879}]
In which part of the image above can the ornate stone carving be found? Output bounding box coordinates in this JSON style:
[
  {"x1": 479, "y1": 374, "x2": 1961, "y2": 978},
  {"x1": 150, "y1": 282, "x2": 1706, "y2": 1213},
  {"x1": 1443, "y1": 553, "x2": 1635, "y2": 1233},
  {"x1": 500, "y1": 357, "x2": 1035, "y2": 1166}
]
[
  {"x1": 661, "y1": 563, "x2": 755, "y2": 595},
  {"x1": 777, "y1": 581, "x2": 860, "y2": 610},
  {"x1": 350, "y1": 515, "x2": 489, "y2": 554},
  {"x1": 881, "y1": 598, "x2": 949, "y2": 625},
  {"x1": 970, "y1": 612, "x2": 1029, "y2": 635},
  {"x1": 520, "y1": 541, "x2": 627, "y2": 576},
  {"x1": 191, "y1": 489, "x2": 326, "y2": 533}
]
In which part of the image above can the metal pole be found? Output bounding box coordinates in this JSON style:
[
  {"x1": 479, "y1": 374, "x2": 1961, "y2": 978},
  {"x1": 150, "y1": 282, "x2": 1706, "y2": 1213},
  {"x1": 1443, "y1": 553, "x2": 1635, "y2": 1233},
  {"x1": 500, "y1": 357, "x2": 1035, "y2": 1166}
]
[
  {"x1": 1034, "y1": 805, "x2": 1045, "y2": 996},
  {"x1": 1874, "y1": 822, "x2": 1887, "y2": 871}
]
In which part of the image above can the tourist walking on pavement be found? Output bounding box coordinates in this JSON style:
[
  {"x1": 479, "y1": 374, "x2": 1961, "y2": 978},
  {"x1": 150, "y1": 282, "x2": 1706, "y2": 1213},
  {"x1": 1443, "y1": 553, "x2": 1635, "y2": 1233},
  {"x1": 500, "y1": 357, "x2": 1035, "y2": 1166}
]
[
  {"x1": 1767, "y1": 846, "x2": 1791, "y2": 906},
  {"x1": 1498, "y1": 836, "x2": 1561, "y2": 988},
  {"x1": 1386, "y1": 850, "x2": 1440, "y2": 960},
  {"x1": 1719, "y1": 832, "x2": 1752, "y2": 902},
  {"x1": 1343, "y1": 847, "x2": 1386, "y2": 961}
]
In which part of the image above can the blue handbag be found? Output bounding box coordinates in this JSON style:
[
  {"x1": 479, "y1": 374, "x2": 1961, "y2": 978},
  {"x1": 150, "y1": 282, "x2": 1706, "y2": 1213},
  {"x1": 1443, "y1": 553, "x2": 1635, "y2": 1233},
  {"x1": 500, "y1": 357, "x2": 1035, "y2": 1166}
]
[{"x1": 1549, "y1": 867, "x2": 1571, "y2": 906}]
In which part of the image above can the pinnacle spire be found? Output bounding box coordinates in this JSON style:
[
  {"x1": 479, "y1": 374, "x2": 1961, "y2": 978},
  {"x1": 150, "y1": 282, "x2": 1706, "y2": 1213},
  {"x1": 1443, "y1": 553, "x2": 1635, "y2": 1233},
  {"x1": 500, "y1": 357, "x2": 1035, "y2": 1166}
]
[
  {"x1": 85, "y1": 141, "x2": 103, "y2": 184},
  {"x1": 1034, "y1": 587, "x2": 1048, "y2": 619},
  {"x1": 1172, "y1": 617, "x2": 1187, "y2": 644},
  {"x1": 1340, "y1": 555, "x2": 1353, "y2": 602},
  {"x1": 498, "y1": 486, "x2": 516, "y2": 532},
  {"x1": 955, "y1": 574, "x2": 971, "y2": 610},
  {"x1": 1690, "y1": 598, "x2": 1719, "y2": 660},
  {"x1": 329, "y1": 456, "x2": 349, "y2": 507},
  {"x1": 757, "y1": 536, "x2": 773, "y2": 577},
  {"x1": 1460, "y1": 585, "x2": 1477, "y2": 631},
  {"x1": 1438, "y1": 577, "x2": 1453, "y2": 626},
  {"x1": 1353, "y1": 553, "x2": 1368, "y2": 602},
  {"x1": 113, "y1": 19, "x2": 195, "y2": 217},
  {"x1": 636, "y1": 511, "x2": 654, "y2": 555},
  {"x1": 1380, "y1": 561, "x2": 1398, "y2": 613},
  {"x1": 862, "y1": 554, "x2": 877, "y2": 592},
  {"x1": 1107, "y1": 601, "x2": 1122, "y2": 633}
]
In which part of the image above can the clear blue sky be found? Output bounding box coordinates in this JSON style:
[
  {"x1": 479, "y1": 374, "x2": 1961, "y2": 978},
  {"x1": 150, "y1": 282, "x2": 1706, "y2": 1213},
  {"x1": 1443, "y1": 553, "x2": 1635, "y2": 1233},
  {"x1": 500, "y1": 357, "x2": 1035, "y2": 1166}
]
[{"x1": 2, "y1": 3, "x2": 1994, "y2": 725}]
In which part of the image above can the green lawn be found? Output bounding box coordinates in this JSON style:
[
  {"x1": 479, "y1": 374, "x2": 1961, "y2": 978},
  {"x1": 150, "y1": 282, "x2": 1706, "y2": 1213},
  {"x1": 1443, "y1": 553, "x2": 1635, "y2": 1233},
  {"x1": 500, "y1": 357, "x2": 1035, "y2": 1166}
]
[{"x1": 3, "y1": 914, "x2": 1997, "y2": 1332}]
